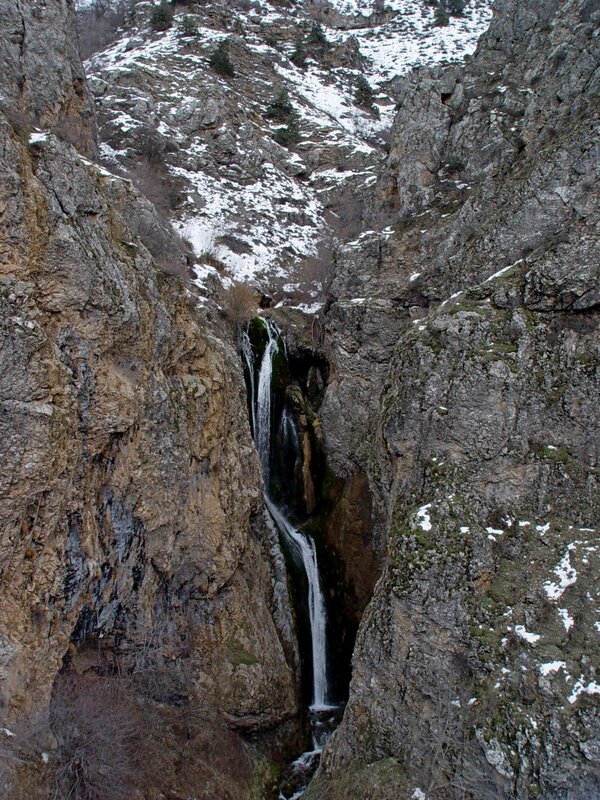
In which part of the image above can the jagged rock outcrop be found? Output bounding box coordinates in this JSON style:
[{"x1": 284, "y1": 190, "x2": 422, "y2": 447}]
[
  {"x1": 0, "y1": 2, "x2": 299, "y2": 797},
  {"x1": 311, "y1": 0, "x2": 600, "y2": 797},
  {"x1": 0, "y1": 0, "x2": 96, "y2": 157}
]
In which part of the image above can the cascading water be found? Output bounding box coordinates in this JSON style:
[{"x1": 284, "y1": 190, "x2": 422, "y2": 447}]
[
  {"x1": 265, "y1": 497, "x2": 328, "y2": 710},
  {"x1": 243, "y1": 319, "x2": 329, "y2": 711},
  {"x1": 242, "y1": 318, "x2": 341, "y2": 797}
]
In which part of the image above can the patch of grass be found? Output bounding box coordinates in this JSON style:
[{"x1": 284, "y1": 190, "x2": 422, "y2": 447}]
[{"x1": 530, "y1": 442, "x2": 571, "y2": 464}]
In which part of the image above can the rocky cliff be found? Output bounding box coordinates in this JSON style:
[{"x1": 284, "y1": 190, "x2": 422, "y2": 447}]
[
  {"x1": 0, "y1": 1, "x2": 299, "y2": 797},
  {"x1": 1, "y1": 0, "x2": 599, "y2": 798},
  {"x1": 311, "y1": 0, "x2": 600, "y2": 797}
]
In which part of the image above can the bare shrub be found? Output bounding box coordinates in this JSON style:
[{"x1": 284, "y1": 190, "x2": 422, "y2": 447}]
[
  {"x1": 1, "y1": 105, "x2": 35, "y2": 144},
  {"x1": 136, "y1": 126, "x2": 165, "y2": 164},
  {"x1": 330, "y1": 192, "x2": 366, "y2": 240},
  {"x1": 222, "y1": 282, "x2": 259, "y2": 334},
  {"x1": 0, "y1": 734, "x2": 23, "y2": 792},
  {"x1": 75, "y1": 1, "x2": 136, "y2": 60},
  {"x1": 50, "y1": 672, "x2": 141, "y2": 800},
  {"x1": 403, "y1": 675, "x2": 498, "y2": 799},
  {"x1": 296, "y1": 244, "x2": 334, "y2": 297},
  {"x1": 130, "y1": 160, "x2": 184, "y2": 217}
]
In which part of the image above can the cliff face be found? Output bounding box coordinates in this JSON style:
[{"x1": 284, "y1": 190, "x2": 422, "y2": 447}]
[
  {"x1": 0, "y1": 0, "x2": 96, "y2": 156},
  {"x1": 2, "y1": 0, "x2": 599, "y2": 797},
  {"x1": 312, "y1": 0, "x2": 600, "y2": 797},
  {"x1": 0, "y1": 2, "x2": 297, "y2": 796}
]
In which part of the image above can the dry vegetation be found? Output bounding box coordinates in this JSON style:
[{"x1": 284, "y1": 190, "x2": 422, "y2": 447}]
[
  {"x1": 75, "y1": 0, "x2": 136, "y2": 60},
  {"x1": 0, "y1": 637, "x2": 258, "y2": 800},
  {"x1": 221, "y1": 281, "x2": 260, "y2": 335}
]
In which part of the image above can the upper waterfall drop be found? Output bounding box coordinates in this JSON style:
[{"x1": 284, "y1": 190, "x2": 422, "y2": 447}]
[{"x1": 242, "y1": 317, "x2": 330, "y2": 711}]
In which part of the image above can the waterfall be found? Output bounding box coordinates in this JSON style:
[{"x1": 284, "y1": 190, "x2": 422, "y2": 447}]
[
  {"x1": 243, "y1": 317, "x2": 329, "y2": 711},
  {"x1": 265, "y1": 498, "x2": 328, "y2": 710}
]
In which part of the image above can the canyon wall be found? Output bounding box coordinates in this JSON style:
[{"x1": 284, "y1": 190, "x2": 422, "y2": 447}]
[
  {"x1": 0, "y1": 2, "x2": 298, "y2": 796},
  {"x1": 313, "y1": 0, "x2": 600, "y2": 797}
]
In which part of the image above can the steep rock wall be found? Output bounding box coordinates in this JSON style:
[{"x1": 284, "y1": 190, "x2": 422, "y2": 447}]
[
  {"x1": 0, "y1": 0, "x2": 96, "y2": 156},
  {"x1": 313, "y1": 0, "x2": 600, "y2": 797},
  {"x1": 0, "y1": 2, "x2": 298, "y2": 796}
]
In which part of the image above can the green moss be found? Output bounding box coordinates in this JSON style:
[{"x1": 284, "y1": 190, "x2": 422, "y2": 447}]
[
  {"x1": 247, "y1": 316, "x2": 269, "y2": 353},
  {"x1": 546, "y1": 384, "x2": 567, "y2": 404},
  {"x1": 575, "y1": 351, "x2": 596, "y2": 369},
  {"x1": 530, "y1": 442, "x2": 571, "y2": 464},
  {"x1": 249, "y1": 754, "x2": 281, "y2": 800},
  {"x1": 228, "y1": 644, "x2": 258, "y2": 667}
]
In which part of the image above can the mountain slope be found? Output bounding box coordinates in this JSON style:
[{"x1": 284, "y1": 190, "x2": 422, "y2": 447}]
[{"x1": 82, "y1": 0, "x2": 491, "y2": 300}]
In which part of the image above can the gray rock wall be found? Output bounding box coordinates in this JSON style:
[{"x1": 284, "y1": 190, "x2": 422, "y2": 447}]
[
  {"x1": 313, "y1": 0, "x2": 600, "y2": 797},
  {"x1": 0, "y1": 2, "x2": 298, "y2": 796},
  {"x1": 0, "y1": 0, "x2": 96, "y2": 156}
]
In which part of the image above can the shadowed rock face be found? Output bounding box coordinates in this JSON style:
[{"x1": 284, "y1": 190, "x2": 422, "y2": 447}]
[
  {"x1": 312, "y1": 0, "x2": 600, "y2": 797},
  {"x1": 0, "y1": 2, "x2": 299, "y2": 796},
  {"x1": 0, "y1": 0, "x2": 96, "y2": 156}
]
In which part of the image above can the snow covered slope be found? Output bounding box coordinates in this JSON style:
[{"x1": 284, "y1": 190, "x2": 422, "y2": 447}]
[{"x1": 83, "y1": 0, "x2": 492, "y2": 302}]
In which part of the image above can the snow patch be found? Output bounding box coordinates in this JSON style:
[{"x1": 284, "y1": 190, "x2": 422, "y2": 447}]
[
  {"x1": 415, "y1": 503, "x2": 432, "y2": 532},
  {"x1": 539, "y1": 661, "x2": 566, "y2": 677},
  {"x1": 569, "y1": 678, "x2": 600, "y2": 704},
  {"x1": 558, "y1": 607, "x2": 574, "y2": 632},
  {"x1": 544, "y1": 550, "x2": 578, "y2": 600},
  {"x1": 513, "y1": 625, "x2": 541, "y2": 645},
  {"x1": 29, "y1": 131, "x2": 48, "y2": 144}
]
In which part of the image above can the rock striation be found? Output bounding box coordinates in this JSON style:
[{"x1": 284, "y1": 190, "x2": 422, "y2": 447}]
[
  {"x1": 0, "y1": 1, "x2": 298, "y2": 796},
  {"x1": 311, "y1": 0, "x2": 600, "y2": 797}
]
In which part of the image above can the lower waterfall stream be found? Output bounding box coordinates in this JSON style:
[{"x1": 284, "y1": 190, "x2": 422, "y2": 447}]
[{"x1": 242, "y1": 318, "x2": 341, "y2": 798}]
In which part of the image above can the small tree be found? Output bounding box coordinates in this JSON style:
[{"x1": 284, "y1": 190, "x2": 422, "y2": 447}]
[
  {"x1": 209, "y1": 40, "x2": 235, "y2": 77},
  {"x1": 307, "y1": 21, "x2": 328, "y2": 48},
  {"x1": 434, "y1": 2, "x2": 450, "y2": 26},
  {"x1": 179, "y1": 14, "x2": 198, "y2": 36},
  {"x1": 447, "y1": 0, "x2": 465, "y2": 16},
  {"x1": 150, "y1": 0, "x2": 173, "y2": 32},
  {"x1": 264, "y1": 90, "x2": 294, "y2": 122},
  {"x1": 354, "y1": 75, "x2": 379, "y2": 117},
  {"x1": 291, "y1": 37, "x2": 307, "y2": 69},
  {"x1": 273, "y1": 119, "x2": 301, "y2": 148}
]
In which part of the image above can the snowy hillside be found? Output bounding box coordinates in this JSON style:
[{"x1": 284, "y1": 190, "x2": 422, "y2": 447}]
[{"x1": 83, "y1": 0, "x2": 492, "y2": 302}]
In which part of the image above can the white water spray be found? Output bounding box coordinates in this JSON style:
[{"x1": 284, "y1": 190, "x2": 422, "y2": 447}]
[{"x1": 265, "y1": 498, "x2": 328, "y2": 709}]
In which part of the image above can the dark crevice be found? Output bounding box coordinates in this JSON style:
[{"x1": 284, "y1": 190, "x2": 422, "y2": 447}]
[{"x1": 242, "y1": 317, "x2": 381, "y2": 795}]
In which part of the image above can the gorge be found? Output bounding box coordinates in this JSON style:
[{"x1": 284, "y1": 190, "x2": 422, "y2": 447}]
[
  {"x1": 242, "y1": 317, "x2": 340, "y2": 798},
  {"x1": 0, "y1": 0, "x2": 599, "y2": 798}
]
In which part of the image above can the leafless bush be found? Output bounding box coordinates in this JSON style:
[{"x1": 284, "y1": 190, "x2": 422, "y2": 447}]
[
  {"x1": 50, "y1": 672, "x2": 141, "y2": 800},
  {"x1": 136, "y1": 126, "x2": 165, "y2": 165},
  {"x1": 130, "y1": 161, "x2": 183, "y2": 217},
  {"x1": 1, "y1": 105, "x2": 35, "y2": 144},
  {"x1": 221, "y1": 282, "x2": 259, "y2": 334},
  {"x1": 295, "y1": 244, "x2": 334, "y2": 297},
  {"x1": 330, "y1": 193, "x2": 366, "y2": 240},
  {"x1": 0, "y1": 735, "x2": 23, "y2": 792},
  {"x1": 75, "y1": 0, "x2": 136, "y2": 60},
  {"x1": 404, "y1": 675, "x2": 498, "y2": 800}
]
